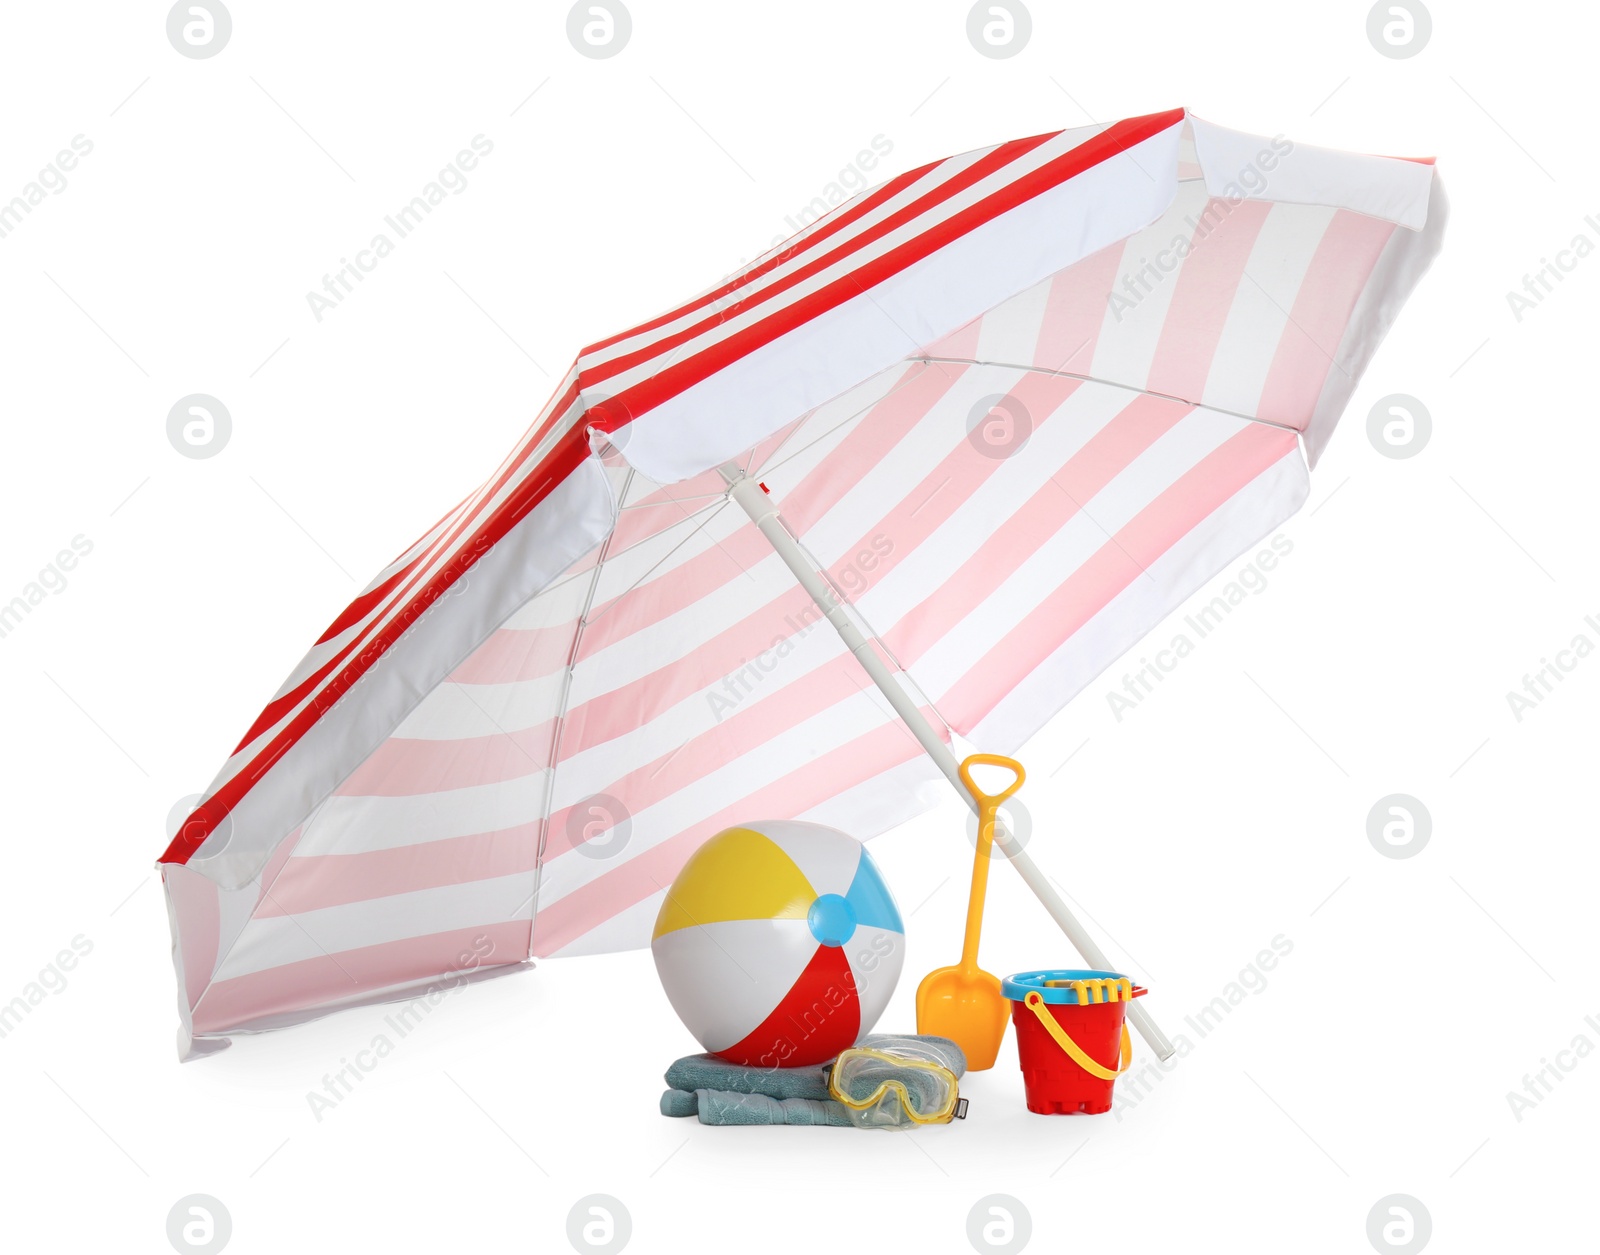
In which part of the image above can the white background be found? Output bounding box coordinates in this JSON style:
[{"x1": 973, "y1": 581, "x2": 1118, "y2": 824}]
[{"x1": 1, "y1": 2, "x2": 1595, "y2": 1252}]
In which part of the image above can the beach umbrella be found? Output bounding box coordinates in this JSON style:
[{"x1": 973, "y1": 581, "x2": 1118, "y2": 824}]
[{"x1": 160, "y1": 108, "x2": 1444, "y2": 1059}]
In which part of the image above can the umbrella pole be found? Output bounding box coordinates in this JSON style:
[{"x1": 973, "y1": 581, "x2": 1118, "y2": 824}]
[{"x1": 720, "y1": 467, "x2": 1175, "y2": 1061}]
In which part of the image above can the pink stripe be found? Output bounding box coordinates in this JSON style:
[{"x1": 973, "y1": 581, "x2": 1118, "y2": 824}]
[
  {"x1": 921, "y1": 316, "x2": 983, "y2": 360},
  {"x1": 532, "y1": 720, "x2": 931, "y2": 955},
  {"x1": 574, "y1": 520, "x2": 778, "y2": 662},
  {"x1": 1144, "y1": 198, "x2": 1272, "y2": 401},
  {"x1": 448, "y1": 618, "x2": 579, "y2": 686},
  {"x1": 255, "y1": 826, "x2": 538, "y2": 918},
  {"x1": 164, "y1": 865, "x2": 220, "y2": 1011},
  {"x1": 828, "y1": 371, "x2": 1085, "y2": 599},
  {"x1": 620, "y1": 464, "x2": 730, "y2": 509},
  {"x1": 558, "y1": 389, "x2": 1056, "y2": 760},
  {"x1": 302, "y1": 654, "x2": 899, "y2": 903},
  {"x1": 451, "y1": 323, "x2": 1100, "y2": 701},
  {"x1": 447, "y1": 363, "x2": 959, "y2": 690},
  {"x1": 337, "y1": 716, "x2": 556, "y2": 796},
  {"x1": 191, "y1": 921, "x2": 531, "y2": 1034},
  {"x1": 446, "y1": 519, "x2": 791, "y2": 688},
  {"x1": 542, "y1": 652, "x2": 883, "y2": 861},
  {"x1": 541, "y1": 335, "x2": 1163, "y2": 713},
  {"x1": 1030, "y1": 242, "x2": 1124, "y2": 373},
  {"x1": 606, "y1": 497, "x2": 715, "y2": 554},
  {"x1": 778, "y1": 363, "x2": 970, "y2": 535},
  {"x1": 344, "y1": 376, "x2": 1109, "y2": 799},
  {"x1": 254, "y1": 826, "x2": 303, "y2": 910},
  {"x1": 884, "y1": 392, "x2": 1194, "y2": 665},
  {"x1": 603, "y1": 465, "x2": 731, "y2": 553},
  {"x1": 560, "y1": 583, "x2": 820, "y2": 758},
  {"x1": 571, "y1": 362, "x2": 963, "y2": 664},
  {"x1": 938, "y1": 424, "x2": 1299, "y2": 731},
  {"x1": 1255, "y1": 210, "x2": 1395, "y2": 429},
  {"x1": 351, "y1": 579, "x2": 822, "y2": 796},
  {"x1": 352, "y1": 366, "x2": 1016, "y2": 798}
]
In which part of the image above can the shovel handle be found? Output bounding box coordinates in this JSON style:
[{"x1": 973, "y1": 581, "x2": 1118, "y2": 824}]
[
  {"x1": 954, "y1": 754, "x2": 1024, "y2": 970},
  {"x1": 958, "y1": 754, "x2": 1026, "y2": 809}
]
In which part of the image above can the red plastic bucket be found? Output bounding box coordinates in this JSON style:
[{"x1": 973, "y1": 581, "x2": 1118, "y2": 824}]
[{"x1": 1003, "y1": 969, "x2": 1146, "y2": 1115}]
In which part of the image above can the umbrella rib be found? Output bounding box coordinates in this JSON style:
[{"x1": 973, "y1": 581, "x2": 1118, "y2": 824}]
[
  {"x1": 527, "y1": 484, "x2": 745, "y2": 926},
  {"x1": 529, "y1": 468, "x2": 637, "y2": 926},
  {"x1": 913, "y1": 353, "x2": 1300, "y2": 586},
  {"x1": 516, "y1": 498, "x2": 725, "y2": 604},
  {"x1": 752, "y1": 359, "x2": 939, "y2": 479},
  {"x1": 619, "y1": 491, "x2": 726, "y2": 510},
  {"x1": 910, "y1": 355, "x2": 1307, "y2": 435},
  {"x1": 187, "y1": 794, "x2": 353, "y2": 1027},
  {"x1": 580, "y1": 498, "x2": 737, "y2": 633}
]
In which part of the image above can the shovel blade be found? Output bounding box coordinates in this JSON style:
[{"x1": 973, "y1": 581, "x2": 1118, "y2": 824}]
[{"x1": 915, "y1": 966, "x2": 1011, "y2": 1071}]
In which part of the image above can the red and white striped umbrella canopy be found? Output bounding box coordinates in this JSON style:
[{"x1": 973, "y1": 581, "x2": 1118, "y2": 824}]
[{"x1": 160, "y1": 108, "x2": 1444, "y2": 1056}]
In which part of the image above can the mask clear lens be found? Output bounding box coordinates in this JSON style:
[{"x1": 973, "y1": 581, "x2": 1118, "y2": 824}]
[{"x1": 827, "y1": 1044, "x2": 962, "y2": 1129}]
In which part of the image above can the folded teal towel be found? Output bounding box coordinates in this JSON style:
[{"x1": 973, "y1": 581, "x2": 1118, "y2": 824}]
[
  {"x1": 660, "y1": 1089, "x2": 855, "y2": 1126},
  {"x1": 664, "y1": 1053, "x2": 829, "y2": 1100},
  {"x1": 660, "y1": 1088, "x2": 699, "y2": 1118},
  {"x1": 661, "y1": 1034, "x2": 966, "y2": 1126}
]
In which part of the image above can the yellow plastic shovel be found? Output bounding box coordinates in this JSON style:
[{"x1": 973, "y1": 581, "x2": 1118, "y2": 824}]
[{"x1": 915, "y1": 753, "x2": 1025, "y2": 1071}]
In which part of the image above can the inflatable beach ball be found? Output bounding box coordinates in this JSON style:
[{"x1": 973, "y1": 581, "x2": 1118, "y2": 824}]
[{"x1": 652, "y1": 821, "x2": 905, "y2": 1067}]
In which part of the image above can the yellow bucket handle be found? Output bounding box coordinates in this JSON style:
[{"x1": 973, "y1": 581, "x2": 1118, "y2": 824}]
[{"x1": 1022, "y1": 989, "x2": 1134, "y2": 1081}]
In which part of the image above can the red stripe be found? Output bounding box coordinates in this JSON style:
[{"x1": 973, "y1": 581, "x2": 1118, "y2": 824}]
[
  {"x1": 332, "y1": 375, "x2": 587, "y2": 666},
  {"x1": 161, "y1": 420, "x2": 595, "y2": 865},
  {"x1": 325, "y1": 375, "x2": 586, "y2": 673},
  {"x1": 599, "y1": 111, "x2": 1183, "y2": 424},
  {"x1": 223, "y1": 378, "x2": 588, "y2": 767},
  {"x1": 315, "y1": 563, "x2": 420, "y2": 647},
  {"x1": 314, "y1": 490, "x2": 476, "y2": 648},
  {"x1": 713, "y1": 942, "x2": 861, "y2": 1067},
  {"x1": 581, "y1": 163, "x2": 938, "y2": 356},
  {"x1": 232, "y1": 639, "x2": 365, "y2": 757},
  {"x1": 586, "y1": 134, "x2": 1063, "y2": 387}
]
